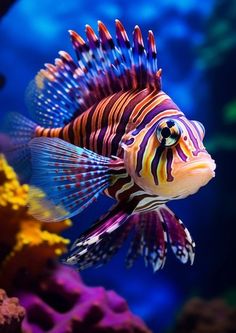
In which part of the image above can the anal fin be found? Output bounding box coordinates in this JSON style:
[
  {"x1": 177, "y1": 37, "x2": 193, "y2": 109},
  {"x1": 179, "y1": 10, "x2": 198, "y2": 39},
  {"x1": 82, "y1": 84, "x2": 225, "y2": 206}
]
[{"x1": 65, "y1": 202, "x2": 134, "y2": 269}]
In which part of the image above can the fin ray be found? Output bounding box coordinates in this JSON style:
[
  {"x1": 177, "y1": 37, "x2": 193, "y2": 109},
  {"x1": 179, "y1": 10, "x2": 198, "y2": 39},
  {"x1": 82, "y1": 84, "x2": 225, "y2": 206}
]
[
  {"x1": 66, "y1": 203, "x2": 134, "y2": 269},
  {"x1": 126, "y1": 211, "x2": 167, "y2": 271},
  {"x1": 28, "y1": 137, "x2": 118, "y2": 221},
  {"x1": 27, "y1": 20, "x2": 162, "y2": 128},
  {"x1": 159, "y1": 205, "x2": 195, "y2": 264},
  {"x1": 64, "y1": 203, "x2": 195, "y2": 271},
  {"x1": 4, "y1": 112, "x2": 37, "y2": 181}
]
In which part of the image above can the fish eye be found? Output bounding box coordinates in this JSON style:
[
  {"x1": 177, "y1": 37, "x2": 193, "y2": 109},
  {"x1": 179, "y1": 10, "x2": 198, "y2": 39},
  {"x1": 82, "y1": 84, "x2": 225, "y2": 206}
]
[{"x1": 156, "y1": 118, "x2": 181, "y2": 147}]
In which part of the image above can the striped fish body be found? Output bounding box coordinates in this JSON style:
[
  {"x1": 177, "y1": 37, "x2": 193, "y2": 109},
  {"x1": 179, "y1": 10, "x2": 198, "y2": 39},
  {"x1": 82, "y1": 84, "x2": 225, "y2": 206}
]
[
  {"x1": 35, "y1": 89, "x2": 153, "y2": 158},
  {"x1": 6, "y1": 20, "x2": 215, "y2": 271},
  {"x1": 34, "y1": 89, "x2": 182, "y2": 205}
]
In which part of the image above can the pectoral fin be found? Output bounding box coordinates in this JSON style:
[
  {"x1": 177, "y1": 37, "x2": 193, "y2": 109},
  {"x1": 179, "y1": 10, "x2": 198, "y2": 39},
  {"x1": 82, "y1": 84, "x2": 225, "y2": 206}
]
[{"x1": 28, "y1": 137, "x2": 124, "y2": 222}]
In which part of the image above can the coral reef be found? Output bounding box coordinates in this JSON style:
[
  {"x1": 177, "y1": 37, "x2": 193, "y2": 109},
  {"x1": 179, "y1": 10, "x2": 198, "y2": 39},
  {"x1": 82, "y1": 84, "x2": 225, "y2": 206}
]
[
  {"x1": 174, "y1": 297, "x2": 236, "y2": 333},
  {"x1": 0, "y1": 155, "x2": 152, "y2": 332},
  {"x1": 19, "y1": 263, "x2": 151, "y2": 333},
  {"x1": 0, "y1": 154, "x2": 71, "y2": 290},
  {"x1": 0, "y1": 288, "x2": 25, "y2": 333}
]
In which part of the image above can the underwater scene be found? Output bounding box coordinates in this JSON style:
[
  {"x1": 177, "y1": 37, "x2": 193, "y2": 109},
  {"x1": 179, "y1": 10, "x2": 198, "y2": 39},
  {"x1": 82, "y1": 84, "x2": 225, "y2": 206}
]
[{"x1": 0, "y1": 0, "x2": 236, "y2": 332}]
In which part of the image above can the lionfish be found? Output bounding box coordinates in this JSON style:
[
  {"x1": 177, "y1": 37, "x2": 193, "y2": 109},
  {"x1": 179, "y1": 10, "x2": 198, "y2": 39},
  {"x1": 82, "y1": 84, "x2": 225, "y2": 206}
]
[{"x1": 8, "y1": 20, "x2": 216, "y2": 271}]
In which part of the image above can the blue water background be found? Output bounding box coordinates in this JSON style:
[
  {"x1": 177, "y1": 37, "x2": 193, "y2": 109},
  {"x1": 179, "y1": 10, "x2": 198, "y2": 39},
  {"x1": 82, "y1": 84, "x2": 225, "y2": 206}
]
[{"x1": 1, "y1": 1, "x2": 235, "y2": 332}]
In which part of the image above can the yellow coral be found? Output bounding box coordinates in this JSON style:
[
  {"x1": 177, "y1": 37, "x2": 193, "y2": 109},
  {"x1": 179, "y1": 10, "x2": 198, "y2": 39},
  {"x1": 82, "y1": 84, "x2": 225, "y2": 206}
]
[
  {"x1": 0, "y1": 156, "x2": 28, "y2": 210},
  {"x1": 0, "y1": 154, "x2": 72, "y2": 290}
]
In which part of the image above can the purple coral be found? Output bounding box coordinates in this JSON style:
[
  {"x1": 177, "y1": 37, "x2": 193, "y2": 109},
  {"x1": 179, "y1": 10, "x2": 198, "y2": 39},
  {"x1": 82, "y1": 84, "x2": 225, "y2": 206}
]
[
  {"x1": 18, "y1": 263, "x2": 151, "y2": 333},
  {"x1": 0, "y1": 288, "x2": 25, "y2": 333}
]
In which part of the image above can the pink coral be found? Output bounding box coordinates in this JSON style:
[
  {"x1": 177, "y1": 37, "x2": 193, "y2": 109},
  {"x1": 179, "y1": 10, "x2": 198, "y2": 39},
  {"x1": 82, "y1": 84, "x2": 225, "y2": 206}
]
[
  {"x1": 18, "y1": 263, "x2": 151, "y2": 333},
  {"x1": 0, "y1": 288, "x2": 25, "y2": 333}
]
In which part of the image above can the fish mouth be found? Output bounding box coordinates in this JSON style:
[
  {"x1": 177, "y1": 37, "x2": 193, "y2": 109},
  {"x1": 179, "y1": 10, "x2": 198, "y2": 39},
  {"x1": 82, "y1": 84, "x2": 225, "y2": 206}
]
[
  {"x1": 171, "y1": 157, "x2": 216, "y2": 197},
  {"x1": 185, "y1": 158, "x2": 216, "y2": 177}
]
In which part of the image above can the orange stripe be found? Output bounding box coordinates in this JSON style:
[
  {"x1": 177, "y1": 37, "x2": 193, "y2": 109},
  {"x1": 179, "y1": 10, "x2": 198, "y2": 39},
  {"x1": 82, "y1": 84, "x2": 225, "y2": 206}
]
[
  {"x1": 92, "y1": 94, "x2": 116, "y2": 153},
  {"x1": 107, "y1": 90, "x2": 140, "y2": 156},
  {"x1": 89, "y1": 97, "x2": 113, "y2": 152}
]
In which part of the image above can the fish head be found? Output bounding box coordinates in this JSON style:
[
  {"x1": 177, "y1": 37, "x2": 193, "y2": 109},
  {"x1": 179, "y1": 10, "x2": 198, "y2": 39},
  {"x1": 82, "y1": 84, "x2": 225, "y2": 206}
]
[{"x1": 123, "y1": 110, "x2": 215, "y2": 199}]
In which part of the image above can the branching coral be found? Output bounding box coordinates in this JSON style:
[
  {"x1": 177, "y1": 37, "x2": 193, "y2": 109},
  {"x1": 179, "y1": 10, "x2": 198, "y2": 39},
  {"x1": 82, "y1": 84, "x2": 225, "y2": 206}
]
[
  {"x1": 19, "y1": 263, "x2": 151, "y2": 333},
  {"x1": 0, "y1": 288, "x2": 25, "y2": 333},
  {"x1": 0, "y1": 154, "x2": 71, "y2": 290}
]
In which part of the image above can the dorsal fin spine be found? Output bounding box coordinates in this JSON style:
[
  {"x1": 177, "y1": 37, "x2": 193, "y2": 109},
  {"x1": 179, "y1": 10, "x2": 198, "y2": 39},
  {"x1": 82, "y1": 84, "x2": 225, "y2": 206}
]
[{"x1": 28, "y1": 20, "x2": 162, "y2": 128}]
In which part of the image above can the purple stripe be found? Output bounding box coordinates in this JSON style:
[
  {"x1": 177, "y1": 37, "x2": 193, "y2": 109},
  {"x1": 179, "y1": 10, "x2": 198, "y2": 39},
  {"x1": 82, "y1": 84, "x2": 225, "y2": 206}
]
[
  {"x1": 136, "y1": 114, "x2": 182, "y2": 177},
  {"x1": 151, "y1": 145, "x2": 165, "y2": 185},
  {"x1": 108, "y1": 91, "x2": 139, "y2": 155},
  {"x1": 96, "y1": 91, "x2": 124, "y2": 154},
  {"x1": 190, "y1": 120, "x2": 202, "y2": 139},
  {"x1": 178, "y1": 118, "x2": 199, "y2": 151},
  {"x1": 166, "y1": 149, "x2": 174, "y2": 182},
  {"x1": 179, "y1": 118, "x2": 207, "y2": 156},
  {"x1": 85, "y1": 104, "x2": 98, "y2": 149},
  {"x1": 132, "y1": 91, "x2": 163, "y2": 123},
  {"x1": 110, "y1": 90, "x2": 149, "y2": 155},
  {"x1": 175, "y1": 144, "x2": 188, "y2": 161},
  {"x1": 132, "y1": 99, "x2": 182, "y2": 137},
  {"x1": 135, "y1": 123, "x2": 157, "y2": 176}
]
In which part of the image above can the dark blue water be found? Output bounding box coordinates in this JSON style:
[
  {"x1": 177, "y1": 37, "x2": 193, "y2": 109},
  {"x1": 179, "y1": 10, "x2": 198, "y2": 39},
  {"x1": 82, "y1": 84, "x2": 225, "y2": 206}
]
[{"x1": 1, "y1": 1, "x2": 235, "y2": 332}]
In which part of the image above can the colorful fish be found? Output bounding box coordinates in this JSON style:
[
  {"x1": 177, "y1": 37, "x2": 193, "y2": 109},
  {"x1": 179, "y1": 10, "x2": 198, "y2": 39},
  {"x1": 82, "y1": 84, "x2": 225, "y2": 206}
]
[{"x1": 7, "y1": 20, "x2": 216, "y2": 271}]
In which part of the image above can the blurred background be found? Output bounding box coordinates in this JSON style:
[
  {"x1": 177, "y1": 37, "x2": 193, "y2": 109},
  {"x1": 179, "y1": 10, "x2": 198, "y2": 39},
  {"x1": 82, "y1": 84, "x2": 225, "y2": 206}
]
[{"x1": 0, "y1": 0, "x2": 235, "y2": 332}]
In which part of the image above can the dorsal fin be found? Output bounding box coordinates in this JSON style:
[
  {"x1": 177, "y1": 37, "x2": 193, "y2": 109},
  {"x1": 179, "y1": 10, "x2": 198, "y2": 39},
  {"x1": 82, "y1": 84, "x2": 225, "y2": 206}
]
[{"x1": 27, "y1": 20, "x2": 162, "y2": 128}]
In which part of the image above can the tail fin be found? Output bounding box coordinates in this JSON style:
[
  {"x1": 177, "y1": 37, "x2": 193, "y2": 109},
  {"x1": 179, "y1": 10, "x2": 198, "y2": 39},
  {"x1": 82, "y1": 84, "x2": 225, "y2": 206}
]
[{"x1": 4, "y1": 112, "x2": 37, "y2": 181}]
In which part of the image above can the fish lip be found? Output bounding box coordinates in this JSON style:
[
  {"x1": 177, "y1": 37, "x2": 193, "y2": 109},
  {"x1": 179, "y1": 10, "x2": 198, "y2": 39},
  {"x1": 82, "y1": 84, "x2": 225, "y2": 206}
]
[{"x1": 182, "y1": 158, "x2": 216, "y2": 175}]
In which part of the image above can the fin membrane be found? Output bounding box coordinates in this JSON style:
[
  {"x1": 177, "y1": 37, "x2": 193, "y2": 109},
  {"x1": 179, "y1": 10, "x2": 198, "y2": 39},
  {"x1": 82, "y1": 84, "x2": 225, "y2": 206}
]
[
  {"x1": 126, "y1": 211, "x2": 168, "y2": 271},
  {"x1": 159, "y1": 205, "x2": 195, "y2": 264},
  {"x1": 65, "y1": 204, "x2": 195, "y2": 271},
  {"x1": 4, "y1": 112, "x2": 37, "y2": 181},
  {"x1": 66, "y1": 202, "x2": 134, "y2": 269},
  {"x1": 27, "y1": 20, "x2": 162, "y2": 128},
  {"x1": 127, "y1": 206, "x2": 195, "y2": 270},
  {"x1": 28, "y1": 137, "x2": 117, "y2": 221}
]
